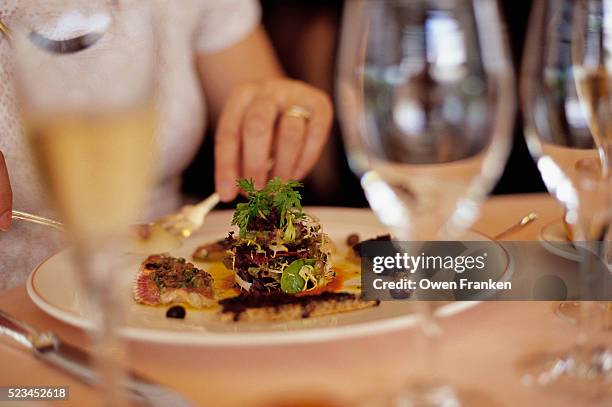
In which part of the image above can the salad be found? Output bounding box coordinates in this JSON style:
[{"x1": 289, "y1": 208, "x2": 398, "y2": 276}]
[{"x1": 224, "y1": 178, "x2": 333, "y2": 294}]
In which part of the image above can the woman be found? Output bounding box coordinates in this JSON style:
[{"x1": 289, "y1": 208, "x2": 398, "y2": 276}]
[{"x1": 0, "y1": 0, "x2": 332, "y2": 291}]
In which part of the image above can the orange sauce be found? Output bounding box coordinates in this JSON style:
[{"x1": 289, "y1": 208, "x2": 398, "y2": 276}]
[
  {"x1": 206, "y1": 262, "x2": 240, "y2": 300},
  {"x1": 297, "y1": 266, "x2": 348, "y2": 296}
]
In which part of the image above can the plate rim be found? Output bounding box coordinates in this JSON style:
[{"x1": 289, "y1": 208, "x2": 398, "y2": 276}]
[
  {"x1": 538, "y1": 219, "x2": 580, "y2": 262},
  {"x1": 27, "y1": 269, "x2": 480, "y2": 346},
  {"x1": 27, "y1": 207, "x2": 491, "y2": 346}
]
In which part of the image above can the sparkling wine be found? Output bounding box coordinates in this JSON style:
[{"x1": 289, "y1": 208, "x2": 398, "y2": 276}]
[
  {"x1": 574, "y1": 65, "x2": 612, "y2": 172},
  {"x1": 27, "y1": 105, "x2": 155, "y2": 238}
]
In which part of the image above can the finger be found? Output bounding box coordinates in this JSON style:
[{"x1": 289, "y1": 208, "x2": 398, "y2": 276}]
[
  {"x1": 272, "y1": 114, "x2": 306, "y2": 180},
  {"x1": 0, "y1": 151, "x2": 12, "y2": 231},
  {"x1": 292, "y1": 92, "x2": 333, "y2": 179},
  {"x1": 215, "y1": 84, "x2": 256, "y2": 202},
  {"x1": 241, "y1": 97, "x2": 278, "y2": 189}
]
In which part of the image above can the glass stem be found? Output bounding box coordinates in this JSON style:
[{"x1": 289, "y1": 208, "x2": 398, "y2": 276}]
[
  {"x1": 74, "y1": 242, "x2": 127, "y2": 407},
  {"x1": 416, "y1": 300, "x2": 442, "y2": 384},
  {"x1": 573, "y1": 209, "x2": 606, "y2": 355},
  {"x1": 597, "y1": 143, "x2": 611, "y2": 178}
]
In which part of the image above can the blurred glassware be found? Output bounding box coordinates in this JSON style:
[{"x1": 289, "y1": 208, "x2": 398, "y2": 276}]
[
  {"x1": 337, "y1": 0, "x2": 515, "y2": 404},
  {"x1": 11, "y1": 1, "x2": 158, "y2": 405},
  {"x1": 520, "y1": 0, "x2": 612, "y2": 396},
  {"x1": 572, "y1": 0, "x2": 612, "y2": 176}
]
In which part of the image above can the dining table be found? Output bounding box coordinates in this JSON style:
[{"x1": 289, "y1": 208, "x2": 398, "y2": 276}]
[{"x1": 0, "y1": 193, "x2": 609, "y2": 407}]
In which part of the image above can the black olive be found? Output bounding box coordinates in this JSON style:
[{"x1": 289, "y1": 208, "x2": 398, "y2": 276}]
[
  {"x1": 346, "y1": 233, "x2": 360, "y2": 247},
  {"x1": 166, "y1": 305, "x2": 186, "y2": 319}
]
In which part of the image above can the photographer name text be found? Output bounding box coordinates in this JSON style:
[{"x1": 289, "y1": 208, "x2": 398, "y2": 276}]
[{"x1": 372, "y1": 278, "x2": 511, "y2": 291}]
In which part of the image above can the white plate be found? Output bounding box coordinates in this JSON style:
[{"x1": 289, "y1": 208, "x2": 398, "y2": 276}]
[
  {"x1": 27, "y1": 208, "x2": 507, "y2": 346},
  {"x1": 538, "y1": 220, "x2": 580, "y2": 262}
]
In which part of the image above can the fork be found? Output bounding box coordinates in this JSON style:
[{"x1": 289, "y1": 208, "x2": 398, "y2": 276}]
[
  {"x1": 141, "y1": 192, "x2": 220, "y2": 239},
  {"x1": 11, "y1": 192, "x2": 220, "y2": 240},
  {"x1": 11, "y1": 210, "x2": 65, "y2": 232}
]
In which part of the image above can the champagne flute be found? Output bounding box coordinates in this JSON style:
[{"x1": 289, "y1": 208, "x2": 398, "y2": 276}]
[
  {"x1": 12, "y1": 1, "x2": 157, "y2": 405},
  {"x1": 337, "y1": 0, "x2": 515, "y2": 404},
  {"x1": 573, "y1": 0, "x2": 612, "y2": 176},
  {"x1": 520, "y1": 0, "x2": 612, "y2": 395},
  {"x1": 572, "y1": 0, "x2": 612, "y2": 280},
  {"x1": 528, "y1": 0, "x2": 612, "y2": 326}
]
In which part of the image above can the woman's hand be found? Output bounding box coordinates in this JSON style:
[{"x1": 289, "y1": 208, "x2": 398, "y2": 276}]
[
  {"x1": 214, "y1": 78, "x2": 333, "y2": 201},
  {"x1": 0, "y1": 151, "x2": 12, "y2": 231}
]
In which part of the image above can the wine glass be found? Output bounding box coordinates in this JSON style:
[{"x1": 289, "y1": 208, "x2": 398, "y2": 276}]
[
  {"x1": 520, "y1": 0, "x2": 612, "y2": 395},
  {"x1": 11, "y1": 1, "x2": 157, "y2": 404},
  {"x1": 337, "y1": 0, "x2": 515, "y2": 404},
  {"x1": 573, "y1": 0, "x2": 612, "y2": 176},
  {"x1": 551, "y1": 0, "x2": 612, "y2": 325},
  {"x1": 572, "y1": 0, "x2": 612, "y2": 275}
]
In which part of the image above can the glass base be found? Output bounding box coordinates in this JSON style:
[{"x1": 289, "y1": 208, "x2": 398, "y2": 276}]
[
  {"x1": 555, "y1": 301, "x2": 581, "y2": 324},
  {"x1": 603, "y1": 303, "x2": 612, "y2": 331},
  {"x1": 555, "y1": 302, "x2": 612, "y2": 327},
  {"x1": 518, "y1": 346, "x2": 612, "y2": 399},
  {"x1": 361, "y1": 382, "x2": 498, "y2": 407}
]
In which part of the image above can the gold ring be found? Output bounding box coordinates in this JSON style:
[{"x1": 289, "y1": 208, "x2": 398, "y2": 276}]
[{"x1": 283, "y1": 105, "x2": 311, "y2": 120}]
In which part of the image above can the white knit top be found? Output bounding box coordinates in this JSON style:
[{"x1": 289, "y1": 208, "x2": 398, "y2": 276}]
[{"x1": 0, "y1": 0, "x2": 260, "y2": 291}]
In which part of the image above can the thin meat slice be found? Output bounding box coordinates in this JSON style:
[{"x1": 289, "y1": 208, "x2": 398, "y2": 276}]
[{"x1": 134, "y1": 254, "x2": 215, "y2": 308}]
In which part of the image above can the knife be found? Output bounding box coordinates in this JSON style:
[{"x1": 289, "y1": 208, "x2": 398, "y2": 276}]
[{"x1": 0, "y1": 310, "x2": 194, "y2": 407}]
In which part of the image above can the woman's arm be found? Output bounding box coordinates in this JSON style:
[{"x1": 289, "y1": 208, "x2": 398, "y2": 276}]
[
  {"x1": 197, "y1": 26, "x2": 283, "y2": 122},
  {"x1": 197, "y1": 26, "x2": 333, "y2": 201}
]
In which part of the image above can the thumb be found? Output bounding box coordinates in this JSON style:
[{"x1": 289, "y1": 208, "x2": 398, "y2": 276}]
[{"x1": 0, "y1": 151, "x2": 13, "y2": 231}]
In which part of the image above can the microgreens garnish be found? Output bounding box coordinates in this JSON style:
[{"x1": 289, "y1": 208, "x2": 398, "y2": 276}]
[{"x1": 231, "y1": 177, "x2": 303, "y2": 235}]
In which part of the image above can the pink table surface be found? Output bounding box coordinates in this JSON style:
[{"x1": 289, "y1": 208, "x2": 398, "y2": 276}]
[{"x1": 0, "y1": 193, "x2": 609, "y2": 407}]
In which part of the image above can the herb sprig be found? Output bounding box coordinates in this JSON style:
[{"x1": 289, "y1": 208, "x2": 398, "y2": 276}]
[{"x1": 231, "y1": 178, "x2": 303, "y2": 235}]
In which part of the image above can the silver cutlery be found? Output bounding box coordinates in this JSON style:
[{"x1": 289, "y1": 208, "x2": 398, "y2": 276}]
[
  {"x1": 11, "y1": 192, "x2": 220, "y2": 240},
  {"x1": 11, "y1": 210, "x2": 65, "y2": 232},
  {"x1": 146, "y1": 192, "x2": 220, "y2": 239},
  {"x1": 493, "y1": 212, "x2": 539, "y2": 240},
  {"x1": 0, "y1": 309, "x2": 194, "y2": 407}
]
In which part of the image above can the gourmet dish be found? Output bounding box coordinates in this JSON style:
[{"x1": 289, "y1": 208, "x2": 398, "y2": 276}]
[
  {"x1": 224, "y1": 178, "x2": 334, "y2": 294},
  {"x1": 133, "y1": 178, "x2": 379, "y2": 322},
  {"x1": 134, "y1": 254, "x2": 215, "y2": 308}
]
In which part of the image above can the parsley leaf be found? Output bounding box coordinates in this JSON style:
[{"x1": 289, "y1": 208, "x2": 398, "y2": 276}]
[{"x1": 231, "y1": 177, "x2": 303, "y2": 235}]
